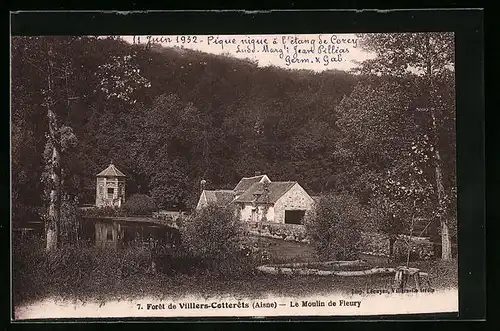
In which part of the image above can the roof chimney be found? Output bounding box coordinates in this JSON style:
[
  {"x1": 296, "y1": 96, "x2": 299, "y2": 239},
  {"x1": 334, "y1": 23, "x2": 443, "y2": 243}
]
[{"x1": 255, "y1": 171, "x2": 261, "y2": 176}]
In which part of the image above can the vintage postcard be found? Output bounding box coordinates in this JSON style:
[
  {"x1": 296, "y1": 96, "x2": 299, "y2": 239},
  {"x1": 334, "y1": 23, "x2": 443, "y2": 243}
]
[{"x1": 11, "y1": 20, "x2": 462, "y2": 320}]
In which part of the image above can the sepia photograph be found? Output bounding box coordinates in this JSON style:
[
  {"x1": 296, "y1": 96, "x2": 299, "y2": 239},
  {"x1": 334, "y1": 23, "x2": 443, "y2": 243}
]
[{"x1": 11, "y1": 25, "x2": 461, "y2": 319}]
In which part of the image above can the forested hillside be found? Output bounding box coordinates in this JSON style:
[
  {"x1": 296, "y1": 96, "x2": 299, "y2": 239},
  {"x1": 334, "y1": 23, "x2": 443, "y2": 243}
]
[
  {"x1": 12, "y1": 33, "x2": 457, "y2": 260},
  {"x1": 12, "y1": 37, "x2": 358, "y2": 213}
]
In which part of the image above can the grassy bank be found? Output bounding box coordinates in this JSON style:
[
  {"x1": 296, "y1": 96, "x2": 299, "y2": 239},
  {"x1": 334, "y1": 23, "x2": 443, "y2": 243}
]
[{"x1": 13, "y1": 235, "x2": 458, "y2": 307}]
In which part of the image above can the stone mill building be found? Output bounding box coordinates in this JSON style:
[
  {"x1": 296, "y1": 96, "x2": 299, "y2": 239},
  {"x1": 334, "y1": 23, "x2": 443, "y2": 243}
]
[
  {"x1": 95, "y1": 163, "x2": 126, "y2": 208},
  {"x1": 196, "y1": 174, "x2": 315, "y2": 225}
]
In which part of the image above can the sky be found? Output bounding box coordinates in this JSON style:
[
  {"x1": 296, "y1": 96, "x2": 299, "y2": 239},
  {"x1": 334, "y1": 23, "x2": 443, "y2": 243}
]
[{"x1": 120, "y1": 34, "x2": 375, "y2": 72}]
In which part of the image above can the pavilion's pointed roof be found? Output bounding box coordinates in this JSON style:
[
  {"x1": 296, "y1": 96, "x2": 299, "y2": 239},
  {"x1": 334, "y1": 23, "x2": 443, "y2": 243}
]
[{"x1": 96, "y1": 163, "x2": 126, "y2": 177}]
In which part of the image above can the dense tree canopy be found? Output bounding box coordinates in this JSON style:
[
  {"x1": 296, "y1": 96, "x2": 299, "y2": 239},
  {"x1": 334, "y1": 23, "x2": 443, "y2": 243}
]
[
  {"x1": 12, "y1": 34, "x2": 456, "y2": 254},
  {"x1": 12, "y1": 36, "x2": 360, "y2": 216},
  {"x1": 350, "y1": 32, "x2": 457, "y2": 259}
]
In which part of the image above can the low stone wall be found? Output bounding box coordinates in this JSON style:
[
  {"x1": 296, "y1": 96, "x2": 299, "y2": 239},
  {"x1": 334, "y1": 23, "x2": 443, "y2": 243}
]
[
  {"x1": 359, "y1": 232, "x2": 434, "y2": 260},
  {"x1": 152, "y1": 211, "x2": 184, "y2": 221},
  {"x1": 244, "y1": 221, "x2": 309, "y2": 243}
]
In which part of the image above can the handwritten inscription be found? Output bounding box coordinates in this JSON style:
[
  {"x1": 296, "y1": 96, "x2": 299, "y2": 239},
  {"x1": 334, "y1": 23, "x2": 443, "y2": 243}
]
[{"x1": 131, "y1": 34, "x2": 359, "y2": 69}]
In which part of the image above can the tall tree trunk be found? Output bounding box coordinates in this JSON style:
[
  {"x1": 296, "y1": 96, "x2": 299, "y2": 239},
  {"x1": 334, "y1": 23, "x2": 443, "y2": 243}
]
[
  {"x1": 45, "y1": 43, "x2": 61, "y2": 252},
  {"x1": 425, "y1": 35, "x2": 452, "y2": 261},
  {"x1": 430, "y1": 112, "x2": 452, "y2": 260},
  {"x1": 389, "y1": 237, "x2": 396, "y2": 257},
  {"x1": 46, "y1": 143, "x2": 61, "y2": 251}
]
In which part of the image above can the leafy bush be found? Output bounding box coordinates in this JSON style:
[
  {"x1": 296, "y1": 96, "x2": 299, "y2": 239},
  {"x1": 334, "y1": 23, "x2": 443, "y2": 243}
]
[
  {"x1": 181, "y1": 203, "x2": 244, "y2": 259},
  {"x1": 305, "y1": 193, "x2": 364, "y2": 260},
  {"x1": 122, "y1": 194, "x2": 157, "y2": 216},
  {"x1": 177, "y1": 203, "x2": 257, "y2": 278}
]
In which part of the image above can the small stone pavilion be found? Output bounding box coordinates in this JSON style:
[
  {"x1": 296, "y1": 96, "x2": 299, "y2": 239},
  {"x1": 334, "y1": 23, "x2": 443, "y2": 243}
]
[{"x1": 95, "y1": 163, "x2": 126, "y2": 208}]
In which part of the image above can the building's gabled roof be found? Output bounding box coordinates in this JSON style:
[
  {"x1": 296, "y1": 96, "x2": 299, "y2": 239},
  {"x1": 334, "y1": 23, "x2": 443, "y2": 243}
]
[
  {"x1": 96, "y1": 164, "x2": 126, "y2": 177},
  {"x1": 233, "y1": 181, "x2": 297, "y2": 204},
  {"x1": 203, "y1": 190, "x2": 235, "y2": 207},
  {"x1": 233, "y1": 175, "x2": 270, "y2": 193}
]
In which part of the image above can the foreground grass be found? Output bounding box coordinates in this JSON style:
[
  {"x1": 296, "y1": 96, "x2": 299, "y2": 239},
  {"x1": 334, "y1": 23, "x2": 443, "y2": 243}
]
[
  {"x1": 13, "y1": 235, "x2": 457, "y2": 308},
  {"x1": 14, "y1": 247, "x2": 457, "y2": 308},
  {"x1": 15, "y1": 262, "x2": 457, "y2": 309}
]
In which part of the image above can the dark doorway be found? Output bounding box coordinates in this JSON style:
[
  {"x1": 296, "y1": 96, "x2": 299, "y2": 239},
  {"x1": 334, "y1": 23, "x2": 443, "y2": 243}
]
[
  {"x1": 106, "y1": 228, "x2": 113, "y2": 241},
  {"x1": 285, "y1": 210, "x2": 305, "y2": 225}
]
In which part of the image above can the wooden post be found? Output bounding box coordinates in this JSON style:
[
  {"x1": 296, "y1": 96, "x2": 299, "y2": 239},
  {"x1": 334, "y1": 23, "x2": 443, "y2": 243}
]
[
  {"x1": 402, "y1": 270, "x2": 408, "y2": 289},
  {"x1": 414, "y1": 272, "x2": 421, "y2": 291},
  {"x1": 394, "y1": 266, "x2": 423, "y2": 290},
  {"x1": 419, "y1": 272, "x2": 431, "y2": 288},
  {"x1": 394, "y1": 269, "x2": 403, "y2": 289}
]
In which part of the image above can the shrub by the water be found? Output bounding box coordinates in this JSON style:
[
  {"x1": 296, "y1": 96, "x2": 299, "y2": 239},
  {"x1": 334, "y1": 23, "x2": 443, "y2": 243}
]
[
  {"x1": 177, "y1": 203, "x2": 256, "y2": 278},
  {"x1": 122, "y1": 194, "x2": 157, "y2": 216},
  {"x1": 305, "y1": 193, "x2": 364, "y2": 260},
  {"x1": 181, "y1": 203, "x2": 243, "y2": 258}
]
